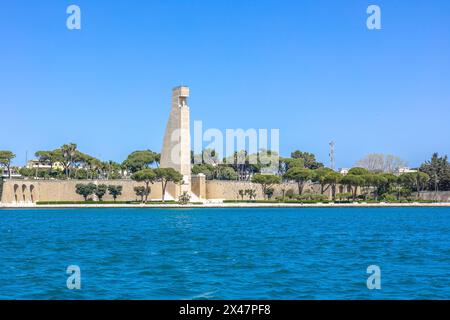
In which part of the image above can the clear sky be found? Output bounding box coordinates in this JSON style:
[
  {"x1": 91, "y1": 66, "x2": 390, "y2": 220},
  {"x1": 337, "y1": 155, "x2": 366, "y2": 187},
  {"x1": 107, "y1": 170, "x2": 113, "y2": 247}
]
[{"x1": 1, "y1": 0, "x2": 449, "y2": 168}]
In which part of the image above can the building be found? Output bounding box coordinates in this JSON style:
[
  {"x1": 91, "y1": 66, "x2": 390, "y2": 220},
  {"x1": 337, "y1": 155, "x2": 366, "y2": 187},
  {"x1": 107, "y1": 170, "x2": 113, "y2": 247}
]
[
  {"x1": 1, "y1": 169, "x2": 21, "y2": 179},
  {"x1": 396, "y1": 167, "x2": 418, "y2": 175},
  {"x1": 26, "y1": 160, "x2": 65, "y2": 171}
]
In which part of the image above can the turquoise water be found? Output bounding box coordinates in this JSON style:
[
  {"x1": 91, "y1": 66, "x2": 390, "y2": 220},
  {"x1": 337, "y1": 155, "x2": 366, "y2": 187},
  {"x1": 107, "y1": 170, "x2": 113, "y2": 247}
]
[{"x1": 0, "y1": 207, "x2": 449, "y2": 300}]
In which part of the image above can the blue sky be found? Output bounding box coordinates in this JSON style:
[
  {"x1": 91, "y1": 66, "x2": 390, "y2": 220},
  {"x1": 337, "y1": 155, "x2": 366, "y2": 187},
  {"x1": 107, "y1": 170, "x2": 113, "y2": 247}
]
[{"x1": 1, "y1": 0, "x2": 449, "y2": 168}]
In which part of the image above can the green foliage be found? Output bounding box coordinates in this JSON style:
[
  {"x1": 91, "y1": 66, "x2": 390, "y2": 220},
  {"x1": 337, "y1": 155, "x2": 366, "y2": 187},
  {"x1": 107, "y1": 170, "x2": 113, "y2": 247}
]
[
  {"x1": 340, "y1": 175, "x2": 365, "y2": 200},
  {"x1": 251, "y1": 174, "x2": 281, "y2": 185},
  {"x1": 131, "y1": 169, "x2": 156, "y2": 203},
  {"x1": 279, "y1": 157, "x2": 305, "y2": 174},
  {"x1": 296, "y1": 193, "x2": 328, "y2": 201},
  {"x1": 216, "y1": 166, "x2": 238, "y2": 180},
  {"x1": 134, "y1": 186, "x2": 150, "y2": 203},
  {"x1": 348, "y1": 167, "x2": 370, "y2": 176},
  {"x1": 381, "y1": 193, "x2": 397, "y2": 202},
  {"x1": 0, "y1": 150, "x2": 16, "y2": 178},
  {"x1": 312, "y1": 167, "x2": 335, "y2": 194},
  {"x1": 285, "y1": 189, "x2": 295, "y2": 198},
  {"x1": 192, "y1": 164, "x2": 215, "y2": 179},
  {"x1": 290, "y1": 150, "x2": 324, "y2": 170},
  {"x1": 94, "y1": 184, "x2": 108, "y2": 201},
  {"x1": 251, "y1": 174, "x2": 281, "y2": 199},
  {"x1": 108, "y1": 185, "x2": 123, "y2": 201},
  {"x1": 265, "y1": 187, "x2": 275, "y2": 199},
  {"x1": 154, "y1": 168, "x2": 183, "y2": 183},
  {"x1": 75, "y1": 183, "x2": 97, "y2": 201},
  {"x1": 420, "y1": 153, "x2": 450, "y2": 191},
  {"x1": 399, "y1": 172, "x2": 430, "y2": 195},
  {"x1": 179, "y1": 191, "x2": 191, "y2": 205},
  {"x1": 335, "y1": 193, "x2": 353, "y2": 201},
  {"x1": 154, "y1": 168, "x2": 184, "y2": 202},
  {"x1": 238, "y1": 189, "x2": 257, "y2": 200},
  {"x1": 131, "y1": 169, "x2": 156, "y2": 183},
  {"x1": 123, "y1": 150, "x2": 159, "y2": 173},
  {"x1": 283, "y1": 167, "x2": 313, "y2": 195}
]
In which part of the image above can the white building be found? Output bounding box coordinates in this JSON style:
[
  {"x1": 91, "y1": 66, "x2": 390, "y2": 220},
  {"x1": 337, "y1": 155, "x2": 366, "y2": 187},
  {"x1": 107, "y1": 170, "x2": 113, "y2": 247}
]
[{"x1": 396, "y1": 167, "x2": 418, "y2": 175}]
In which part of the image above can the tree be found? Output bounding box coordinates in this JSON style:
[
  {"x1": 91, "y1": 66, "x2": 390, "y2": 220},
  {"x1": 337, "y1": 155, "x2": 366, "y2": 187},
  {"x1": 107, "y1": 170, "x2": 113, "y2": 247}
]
[
  {"x1": 193, "y1": 148, "x2": 220, "y2": 166},
  {"x1": 154, "y1": 168, "x2": 183, "y2": 202},
  {"x1": 131, "y1": 169, "x2": 156, "y2": 203},
  {"x1": 216, "y1": 166, "x2": 238, "y2": 180},
  {"x1": 94, "y1": 184, "x2": 108, "y2": 201},
  {"x1": 377, "y1": 173, "x2": 398, "y2": 198},
  {"x1": 265, "y1": 188, "x2": 275, "y2": 199},
  {"x1": 341, "y1": 175, "x2": 365, "y2": 201},
  {"x1": 323, "y1": 172, "x2": 342, "y2": 200},
  {"x1": 279, "y1": 157, "x2": 305, "y2": 175},
  {"x1": 420, "y1": 153, "x2": 450, "y2": 191},
  {"x1": 35, "y1": 150, "x2": 57, "y2": 165},
  {"x1": 0, "y1": 151, "x2": 16, "y2": 179},
  {"x1": 224, "y1": 150, "x2": 258, "y2": 181},
  {"x1": 57, "y1": 143, "x2": 78, "y2": 178},
  {"x1": 348, "y1": 167, "x2": 370, "y2": 176},
  {"x1": 102, "y1": 161, "x2": 122, "y2": 180},
  {"x1": 291, "y1": 150, "x2": 324, "y2": 170},
  {"x1": 355, "y1": 153, "x2": 407, "y2": 173},
  {"x1": 312, "y1": 167, "x2": 335, "y2": 194},
  {"x1": 246, "y1": 189, "x2": 257, "y2": 200},
  {"x1": 134, "y1": 186, "x2": 149, "y2": 203},
  {"x1": 107, "y1": 185, "x2": 123, "y2": 202},
  {"x1": 179, "y1": 191, "x2": 191, "y2": 205},
  {"x1": 399, "y1": 172, "x2": 430, "y2": 198},
  {"x1": 75, "y1": 183, "x2": 96, "y2": 201},
  {"x1": 34, "y1": 150, "x2": 57, "y2": 178},
  {"x1": 192, "y1": 164, "x2": 215, "y2": 180},
  {"x1": 123, "y1": 150, "x2": 158, "y2": 173},
  {"x1": 251, "y1": 174, "x2": 281, "y2": 199},
  {"x1": 283, "y1": 167, "x2": 313, "y2": 195},
  {"x1": 363, "y1": 174, "x2": 387, "y2": 200}
]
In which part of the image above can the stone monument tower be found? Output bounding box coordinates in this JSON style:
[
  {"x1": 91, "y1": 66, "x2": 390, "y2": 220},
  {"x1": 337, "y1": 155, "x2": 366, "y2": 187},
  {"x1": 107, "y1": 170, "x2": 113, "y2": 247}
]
[{"x1": 160, "y1": 86, "x2": 192, "y2": 198}]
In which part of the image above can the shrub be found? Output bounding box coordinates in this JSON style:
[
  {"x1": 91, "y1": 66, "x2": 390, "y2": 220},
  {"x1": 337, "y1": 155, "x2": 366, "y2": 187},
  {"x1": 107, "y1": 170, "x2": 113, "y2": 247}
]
[
  {"x1": 75, "y1": 183, "x2": 97, "y2": 201},
  {"x1": 381, "y1": 193, "x2": 397, "y2": 202}
]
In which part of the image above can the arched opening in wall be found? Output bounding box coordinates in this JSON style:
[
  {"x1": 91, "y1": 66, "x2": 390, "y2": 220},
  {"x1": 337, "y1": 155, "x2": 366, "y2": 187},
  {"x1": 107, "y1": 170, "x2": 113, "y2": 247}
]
[
  {"x1": 339, "y1": 186, "x2": 344, "y2": 194},
  {"x1": 347, "y1": 186, "x2": 352, "y2": 193},
  {"x1": 22, "y1": 185, "x2": 27, "y2": 202},
  {"x1": 14, "y1": 184, "x2": 19, "y2": 202},
  {"x1": 30, "y1": 185, "x2": 35, "y2": 203}
]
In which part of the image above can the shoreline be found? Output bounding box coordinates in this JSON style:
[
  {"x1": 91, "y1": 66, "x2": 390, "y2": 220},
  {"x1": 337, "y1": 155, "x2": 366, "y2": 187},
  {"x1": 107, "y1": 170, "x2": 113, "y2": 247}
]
[{"x1": 1, "y1": 202, "x2": 450, "y2": 209}]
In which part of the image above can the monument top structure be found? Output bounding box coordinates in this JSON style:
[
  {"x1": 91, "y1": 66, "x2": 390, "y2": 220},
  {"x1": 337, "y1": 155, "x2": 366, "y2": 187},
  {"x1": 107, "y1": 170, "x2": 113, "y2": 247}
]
[
  {"x1": 161, "y1": 85, "x2": 192, "y2": 197},
  {"x1": 172, "y1": 85, "x2": 189, "y2": 97}
]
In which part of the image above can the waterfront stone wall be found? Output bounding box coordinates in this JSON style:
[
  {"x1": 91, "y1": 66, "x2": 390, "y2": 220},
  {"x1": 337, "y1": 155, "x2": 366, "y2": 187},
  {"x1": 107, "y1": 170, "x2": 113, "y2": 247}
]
[
  {"x1": 419, "y1": 191, "x2": 450, "y2": 202},
  {"x1": 0, "y1": 179, "x2": 169, "y2": 203},
  {"x1": 1, "y1": 178, "x2": 357, "y2": 203},
  {"x1": 0, "y1": 178, "x2": 4, "y2": 202},
  {"x1": 205, "y1": 180, "x2": 328, "y2": 200}
]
